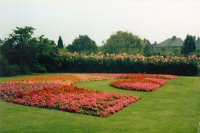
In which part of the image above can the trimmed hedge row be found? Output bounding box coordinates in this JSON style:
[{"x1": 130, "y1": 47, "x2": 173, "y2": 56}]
[
  {"x1": 59, "y1": 54, "x2": 199, "y2": 75},
  {"x1": 1, "y1": 52, "x2": 199, "y2": 76}
]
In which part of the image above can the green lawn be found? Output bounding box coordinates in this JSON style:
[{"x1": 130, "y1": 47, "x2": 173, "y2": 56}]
[{"x1": 0, "y1": 75, "x2": 200, "y2": 133}]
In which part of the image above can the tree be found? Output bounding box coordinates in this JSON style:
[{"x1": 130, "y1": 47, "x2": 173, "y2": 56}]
[
  {"x1": 181, "y1": 35, "x2": 196, "y2": 55},
  {"x1": 0, "y1": 39, "x2": 3, "y2": 52},
  {"x1": 143, "y1": 39, "x2": 153, "y2": 56},
  {"x1": 0, "y1": 38, "x2": 3, "y2": 45},
  {"x1": 67, "y1": 35, "x2": 97, "y2": 53},
  {"x1": 1, "y1": 26, "x2": 35, "y2": 67},
  {"x1": 101, "y1": 31, "x2": 143, "y2": 54},
  {"x1": 0, "y1": 26, "x2": 59, "y2": 73},
  {"x1": 196, "y1": 37, "x2": 200, "y2": 48},
  {"x1": 58, "y1": 36, "x2": 64, "y2": 48},
  {"x1": 33, "y1": 35, "x2": 59, "y2": 72}
]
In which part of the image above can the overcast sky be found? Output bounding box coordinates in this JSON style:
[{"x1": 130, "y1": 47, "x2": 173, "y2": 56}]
[{"x1": 0, "y1": 0, "x2": 200, "y2": 46}]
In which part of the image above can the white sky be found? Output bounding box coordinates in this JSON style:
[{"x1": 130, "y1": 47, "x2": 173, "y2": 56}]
[{"x1": 0, "y1": 0, "x2": 200, "y2": 46}]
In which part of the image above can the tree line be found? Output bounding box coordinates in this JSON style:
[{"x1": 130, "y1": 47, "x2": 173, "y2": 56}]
[{"x1": 62, "y1": 31, "x2": 198, "y2": 56}]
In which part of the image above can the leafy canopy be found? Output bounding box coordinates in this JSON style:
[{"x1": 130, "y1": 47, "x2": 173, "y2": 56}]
[
  {"x1": 67, "y1": 35, "x2": 97, "y2": 53},
  {"x1": 101, "y1": 31, "x2": 143, "y2": 54},
  {"x1": 0, "y1": 26, "x2": 59, "y2": 73},
  {"x1": 1, "y1": 26, "x2": 35, "y2": 65}
]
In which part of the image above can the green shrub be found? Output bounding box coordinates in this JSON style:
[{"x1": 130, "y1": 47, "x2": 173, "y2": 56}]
[
  {"x1": 32, "y1": 64, "x2": 47, "y2": 73},
  {"x1": 0, "y1": 56, "x2": 21, "y2": 76}
]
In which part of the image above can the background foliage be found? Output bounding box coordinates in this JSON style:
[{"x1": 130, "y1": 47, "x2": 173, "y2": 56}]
[{"x1": 0, "y1": 26, "x2": 199, "y2": 76}]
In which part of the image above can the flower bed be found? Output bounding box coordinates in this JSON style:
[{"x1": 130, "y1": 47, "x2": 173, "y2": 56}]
[
  {"x1": 111, "y1": 78, "x2": 167, "y2": 91},
  {"x1": 0, "y1": 73, "x2": 177, "y2": 116},
  {"x1": 119, "y1": 74, "x2": 177, "y2": 80},
  {"x1": 10, "y1": 74, "x2": 119, "y2": 85},
  {"x1": 0, "y1": 82, "x2": 139, "y2": 117},
  {"x1": 111, "y1": 74, "x2": 177, "y2": 91}
]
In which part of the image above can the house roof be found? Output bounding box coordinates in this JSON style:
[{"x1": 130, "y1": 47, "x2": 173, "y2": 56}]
[{"x1": 154, "y1": 36, "x2": 183, "y2": 47}]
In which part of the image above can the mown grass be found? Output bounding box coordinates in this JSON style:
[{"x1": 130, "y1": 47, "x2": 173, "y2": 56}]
[{"x1": 0, "y1": 74, "x2": 199, "y2": 133}]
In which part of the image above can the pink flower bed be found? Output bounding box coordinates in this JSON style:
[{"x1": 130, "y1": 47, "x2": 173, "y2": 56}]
[{"x1": 0, "y1": 82, "x2": 139, "y2": 117}]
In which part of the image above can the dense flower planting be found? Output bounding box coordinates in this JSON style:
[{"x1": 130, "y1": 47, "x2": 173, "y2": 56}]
[
  {"x1": 111, "y1": 78, "x2": 167, "y2": 91},
  {"x1": 0, "y1": 73, "x2": 177, "y2": 116},
  {"x1": 59, "y1": 52, "x2": 199, "y2": 75},
  {"x1": 119, "y1": 74, "x2": 177, "y2": 80},
  {"x1": 9, "y1": 74, "x2": 120, "y2": 85},
  {"x1": 0, "y1": 82, "x2": 139, "y2": 117},
  {"x1": 111, "y1": 74, "x2": 177, "y2": 91}
]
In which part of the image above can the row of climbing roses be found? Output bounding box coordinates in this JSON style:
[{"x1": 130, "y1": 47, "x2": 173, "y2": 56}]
[{"x1": 59, "y1": 52, "x2": 199, "y2": 75}]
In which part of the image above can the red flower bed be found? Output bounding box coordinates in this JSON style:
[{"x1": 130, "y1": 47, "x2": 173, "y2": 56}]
[
  {"x1": 111, "y1": 74, "x2": 176, "y2": 91},
  {"x1": 0, "y1": 82, "x2": 139, "y2": 117},
  {"x1": 111, "y1": 78, "x2": 168, "y2": 91},
  {"x1": 0, "y1": 74, "x2": 177, "y2": 116}
]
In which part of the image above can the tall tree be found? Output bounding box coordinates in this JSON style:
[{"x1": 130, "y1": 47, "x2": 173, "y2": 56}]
[
  {"x1": 58, "y1": 36, "x2": 64, "y2": 48},
  {"x1": 34, "y1": 35, "x2": 59, "y2": 72},
  {"x1": 67, "y1": 35, "x2": 97, "y2": 53},
  {"x1": 181, "y1": 35, "x2": 196, "y2": 55},
  {"x1": 101, "y1": 31, "x2": 143, "y2": 54},
  {"x1": 0, "y1": 26, "x2": 59, "y2": 73},
  {"x1": 1, "y1": 26, "x2": 35, "y2": 66}
]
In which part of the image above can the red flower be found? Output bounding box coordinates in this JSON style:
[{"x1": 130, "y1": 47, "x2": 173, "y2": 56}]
[{"x1": 0, "y1": 82, "x2": 139, "y2": 117}]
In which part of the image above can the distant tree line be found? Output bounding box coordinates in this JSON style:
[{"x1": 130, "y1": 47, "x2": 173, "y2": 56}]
[{"x1": 64, "y1": 31, "x2": 198, "y2": 56}]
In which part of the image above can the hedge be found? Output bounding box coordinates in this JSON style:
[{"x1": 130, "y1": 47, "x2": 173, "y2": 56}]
[{"x1": 59, "y1": 53, "x2": 199, "y2": 75}]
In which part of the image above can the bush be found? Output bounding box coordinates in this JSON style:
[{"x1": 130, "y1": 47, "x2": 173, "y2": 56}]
[
  {"x1": 32, "y1": 64, "x2": 47, "y2": 73},
  {"x1": 0, "y1": 56, "x2": 21, "y2": 76},
  {"x1": 4, "y1": 65, "x2": 21, "y2": 76}
]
